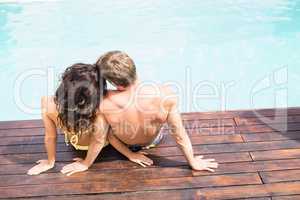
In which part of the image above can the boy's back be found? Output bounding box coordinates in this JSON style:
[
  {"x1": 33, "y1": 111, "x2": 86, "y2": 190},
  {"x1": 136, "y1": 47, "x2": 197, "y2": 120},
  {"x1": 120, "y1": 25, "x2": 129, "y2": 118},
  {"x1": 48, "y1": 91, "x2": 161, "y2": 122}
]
[{"x1": 101, "y1": 82, "x2": 174, "y2": 146}]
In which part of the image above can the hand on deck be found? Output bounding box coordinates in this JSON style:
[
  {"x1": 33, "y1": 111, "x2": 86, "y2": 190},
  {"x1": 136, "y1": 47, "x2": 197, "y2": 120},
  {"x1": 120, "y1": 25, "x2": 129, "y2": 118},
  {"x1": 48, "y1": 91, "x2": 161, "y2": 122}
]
[
  {"x1": 190, "y1": 156, "x2": 218, "y2": 172},
  {"x1": 128, "y1": 151, "x2": 154, "y2": 167},
  {"x1": 60, "y1": 158, "x2": 89, "y2": 176},
  {"x1": 190, "y1": 155, "x2": 218, "y2": 172},
  {"x1": 27, "y1": 159, "x2": 55, "y2": 175}
]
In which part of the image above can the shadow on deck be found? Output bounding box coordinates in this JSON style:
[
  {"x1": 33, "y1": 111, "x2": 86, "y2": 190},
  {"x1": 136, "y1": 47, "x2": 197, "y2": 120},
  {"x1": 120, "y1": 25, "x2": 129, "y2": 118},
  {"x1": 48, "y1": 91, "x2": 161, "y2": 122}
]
[{"x1": 0, "y1": 107, "x2": 300, "y2": 199}]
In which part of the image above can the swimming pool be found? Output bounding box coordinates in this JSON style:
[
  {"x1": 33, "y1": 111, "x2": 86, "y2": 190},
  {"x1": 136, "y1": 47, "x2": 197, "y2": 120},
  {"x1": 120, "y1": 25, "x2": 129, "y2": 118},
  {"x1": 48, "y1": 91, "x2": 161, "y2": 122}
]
[{"x1": 0, "y1": 0, "x2": 300, "y2": 121}]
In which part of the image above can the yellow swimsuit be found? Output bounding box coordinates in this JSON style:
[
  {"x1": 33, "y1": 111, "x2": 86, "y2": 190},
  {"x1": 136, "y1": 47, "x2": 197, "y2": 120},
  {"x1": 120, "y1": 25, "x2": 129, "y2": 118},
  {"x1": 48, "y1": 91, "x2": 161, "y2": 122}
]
[
  {"x1": 64, "y1": 132, "x2": 89, "y2": 151},
  {"x1": 61, "y1": 127, "x2": 108, "y2": 151}
]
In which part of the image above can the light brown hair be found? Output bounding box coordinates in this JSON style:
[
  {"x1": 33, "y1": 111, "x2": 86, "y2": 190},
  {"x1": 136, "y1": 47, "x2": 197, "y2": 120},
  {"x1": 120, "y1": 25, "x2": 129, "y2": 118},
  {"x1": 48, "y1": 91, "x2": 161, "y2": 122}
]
[{"x1": 95, "y1": 51, "x2": 136, "y2": 87}]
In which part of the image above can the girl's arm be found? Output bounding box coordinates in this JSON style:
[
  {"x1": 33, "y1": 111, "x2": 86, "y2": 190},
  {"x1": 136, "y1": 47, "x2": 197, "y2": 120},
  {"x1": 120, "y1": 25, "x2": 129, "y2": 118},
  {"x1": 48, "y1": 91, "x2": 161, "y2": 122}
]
[
  {"x1": 82, "y1": 114, "x2": 109, "y2": 167},
  {"x1": 60, "y1": 114, "x2": 109, "y2": 176},
  {"x1": 27, "y1": 97, "x2": 57, "y2": 175}
]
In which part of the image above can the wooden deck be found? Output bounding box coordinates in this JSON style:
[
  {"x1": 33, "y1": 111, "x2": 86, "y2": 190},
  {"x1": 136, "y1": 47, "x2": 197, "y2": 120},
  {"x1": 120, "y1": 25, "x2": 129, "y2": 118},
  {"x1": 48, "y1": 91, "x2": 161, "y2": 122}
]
[{"x1": 1, "y1": 107, "x2": 300, "y2": 199}]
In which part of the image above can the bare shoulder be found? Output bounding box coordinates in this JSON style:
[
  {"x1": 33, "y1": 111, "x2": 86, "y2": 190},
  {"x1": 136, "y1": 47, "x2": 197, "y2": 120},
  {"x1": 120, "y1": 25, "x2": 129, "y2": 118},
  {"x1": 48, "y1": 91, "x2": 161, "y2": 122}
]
[
  {"x1": 159, "y1": 84, "x2": 178, "y2": 106},
  {"x1": 41, "y1": 96, "x2": 58, "y2": 119}
]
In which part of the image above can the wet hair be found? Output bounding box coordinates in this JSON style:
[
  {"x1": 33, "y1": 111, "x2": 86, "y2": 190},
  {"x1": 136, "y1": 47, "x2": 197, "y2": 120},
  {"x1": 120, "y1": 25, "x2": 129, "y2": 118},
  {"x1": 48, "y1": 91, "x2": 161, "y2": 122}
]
[
  {"x1": 95, "y1": 51, "x2": 136, "y2": 87},
  {"x1": 54, "y1": 63, "x2": 107, "y2": 135}
]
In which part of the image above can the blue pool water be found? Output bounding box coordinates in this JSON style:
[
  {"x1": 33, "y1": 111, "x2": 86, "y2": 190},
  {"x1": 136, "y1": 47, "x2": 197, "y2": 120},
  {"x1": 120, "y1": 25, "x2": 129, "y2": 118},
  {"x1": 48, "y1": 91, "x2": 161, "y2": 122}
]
[{"x1": 0, "y1": 0, "x2": 300, "y2": 121}]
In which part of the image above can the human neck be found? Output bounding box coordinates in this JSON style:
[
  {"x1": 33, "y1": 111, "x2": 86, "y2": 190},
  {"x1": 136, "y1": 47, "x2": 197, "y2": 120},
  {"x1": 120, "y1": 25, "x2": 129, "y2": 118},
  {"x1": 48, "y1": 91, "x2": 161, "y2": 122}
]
[{"x1": 116, "y1": 79, "x2": 139, "y2": 91}]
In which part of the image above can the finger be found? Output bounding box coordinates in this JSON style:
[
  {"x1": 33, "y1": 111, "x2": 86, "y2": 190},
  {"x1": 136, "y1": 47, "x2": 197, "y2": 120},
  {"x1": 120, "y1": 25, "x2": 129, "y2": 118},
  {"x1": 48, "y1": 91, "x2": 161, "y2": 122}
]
[
  {"x1": 209, "y1": 163, "x2": 219, "y2": 168},
  {"x1": 149, "y1": 159, "x2": 154, "y2": 165},
  {"x1": 142, "y1": 156, "x2": 153, "y2": 164},
  {"x1": 61, "y1": 165, "x2": 69, "y2": 173},
  {"x1": 206, "y1": 161, "x2": 218, "y2": 166},
  {"x1": 28, "y1": 169, "x2": 39, "y2": 175},
  {"x1": 61, "y1": 167, "x2": 72, "y2": 174},
  {"x1": 205, "y1": 167, "x2": 215, "y2": 172},
  {"x1": 36, "y1": 160, "x2": 42, "y2": 164},
  {"x1": 144, "y1": 158, "x2": 153, "y2": 165},
  {"x1": 61, "y1": 165, "x2": 74, "y2": 174},
  {"x1": 196, "y1": 155, "x2": 204, "y2": 159},
  {"x1": 28, "y1": 171, "x2": 37, "y2": 175},
  {"x1": 27, "y1": 170, "x2": 35, "y2": 175},
  {"x1": 138, "y1": 161, "x2": 147, "y2": 168},
  {"x1": 141, "y1": 160, "x2": 152, "y2": 166},
  {"x1": 205, "y1": 159, "x2": 215, "y2": 162},
  {"x1": 67, "y1": 170, "x2": 80, "y2": 176}
]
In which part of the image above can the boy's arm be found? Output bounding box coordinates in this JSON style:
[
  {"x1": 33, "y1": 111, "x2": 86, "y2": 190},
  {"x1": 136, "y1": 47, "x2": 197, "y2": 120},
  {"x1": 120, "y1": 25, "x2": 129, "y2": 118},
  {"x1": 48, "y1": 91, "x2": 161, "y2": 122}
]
[
  {"x1": 60, "y1": 114, "x2": 109, "y2": 176},
  {"x1": 108, "y1": 131, "x2": 153, "y2": 167},
  {"x1": 166, "y1": 100, "x2": 194, "y2": 164},
  {"x1": 27, "y1": 97, "x2": 57, "y2": 175},
  {"x1": 166, "y1": 98, "x2": 218, "y2": 171}
]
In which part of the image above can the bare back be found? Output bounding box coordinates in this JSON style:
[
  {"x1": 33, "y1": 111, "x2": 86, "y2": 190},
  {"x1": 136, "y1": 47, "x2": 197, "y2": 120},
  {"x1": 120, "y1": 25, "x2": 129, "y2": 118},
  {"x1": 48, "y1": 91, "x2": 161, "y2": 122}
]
[{"x1": 101, "y1": 83, "x2": 174, "y2": 145}]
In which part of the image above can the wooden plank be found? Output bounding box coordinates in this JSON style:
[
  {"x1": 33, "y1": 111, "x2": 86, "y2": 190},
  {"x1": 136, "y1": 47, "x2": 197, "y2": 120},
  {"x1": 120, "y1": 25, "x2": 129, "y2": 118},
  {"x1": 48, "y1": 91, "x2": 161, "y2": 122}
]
[
  {"x1": 272, "y1": 195, "x2": 300, "y2": 200},
  {"x1": 0, "y1": 173, "x2": 261, "y2": 198},
  {"x1": 0, "y1": 126, "x2": 236, "y2": 138},
  {"x1": 3, "y1": 157, "x2": 300, "y2": 188},
  {"x1": 14, "y1": 181, "x2": 300, "y2": 200},
  {"x1": 1, "y1": 138, "x2": 299, "y2": 156},
  {"x1": 0, "y1": 153, "x2": 251, "y2": 175},
  {"x1": 0, "y1": 151, "x2": 251, "y2": 174},
  {"x1": 186, "y1": 125, "x2": 236, "y2": 135},
  {"x1": 180, "y1": 111, "x2": 237, "y2": 120},
  {"x1": 0, "y1": 127, "x2": 45, "y2": 137},
  {"x1": 0, "y1": 112, "x2": 235, "y2": 130},
  {"x1": 7, "y1": 194, "x2": 273, "y2": 200},
  {"x1": 0, "y1": 135, "x2": 65, "y2": 146},
  {"x1": 0, "y1": 107, "x2": 298, "y2": 129},
  {"x1": 182, "y1": 118, "x2": 235, "y2": 129},
  {"x1": 235, "y1": 115, "x2": 300, "y2": 126},
  {"x1": 159, "y1": 134, "x2": 243, "y2": 147},
  {"x1": 83, "y1": 181, "x2": 300, "y2": 200},
  {"x1": 41, "y1": 196, "x2": 272, "y2": 200},
  {"x1": 0, "y1": 143, "x2": 71, "y2": 155},
  {"x1": 0, "y1": 149, "x2": 251, "y2": 165},
  {"x1": 260, "y1": 169, "x2": 300, "y2": 183},
  {"x1": 251, "y1": 149, "x2": 300, "y2": 161},
  {"x1": 235, "y1": 198, "x2": 271, "y2": 200},
  {"x1": 1, "y1": 165, "x2": 261, "y2": 187},
  {"x1": 0, "y1": 119, "x2": 43, "y2": 130},
  {"x1": 181, "y1": 107, "x2": 300, "y2": 120},
  {"x1": 237, "y1": 123, "x2": 300, "y2": 133},
  {"x1": 147, "y1": 140, "x2": 300, "y2": 157},
  {"x1": 237, "y1": 107, "x2": 300, "y2": 118},
  {"x1": 0, "y1": 133, "x2": 243, "y2": 147},
  {"x1": 241, "y1": 131, "x2": 300, "y2": 142}
]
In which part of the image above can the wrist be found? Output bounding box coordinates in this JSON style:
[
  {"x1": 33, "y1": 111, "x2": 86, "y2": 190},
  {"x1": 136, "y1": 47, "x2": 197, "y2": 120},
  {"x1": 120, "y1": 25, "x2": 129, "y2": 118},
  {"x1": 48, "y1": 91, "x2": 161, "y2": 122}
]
[
  {"x1": 82, "y1": 159, "x2": 92, "y2": 168},
  {"x1": 188, "y1": 156, "x2": 197, "y2": 167},
  {"x1": 48, "y1": 159, "x2": 55, "y2": 166},
  {"x1": 127, "y1": 151, "x2": 134, "y2": 158}
]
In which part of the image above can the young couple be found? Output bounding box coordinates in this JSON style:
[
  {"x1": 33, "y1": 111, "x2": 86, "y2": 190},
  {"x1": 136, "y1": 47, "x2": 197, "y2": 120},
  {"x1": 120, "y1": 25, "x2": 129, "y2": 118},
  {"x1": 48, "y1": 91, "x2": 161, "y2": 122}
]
[{"x1": 27, "y1": 51, "x2": 218, "y2": 176}]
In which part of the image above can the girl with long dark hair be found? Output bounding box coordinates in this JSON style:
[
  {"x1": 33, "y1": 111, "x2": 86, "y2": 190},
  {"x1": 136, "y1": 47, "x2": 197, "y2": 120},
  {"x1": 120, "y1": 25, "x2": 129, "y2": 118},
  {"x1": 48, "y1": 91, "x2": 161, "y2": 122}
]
[{"x1": 27, "y1": 63, "x2": 109, "y2": 176}]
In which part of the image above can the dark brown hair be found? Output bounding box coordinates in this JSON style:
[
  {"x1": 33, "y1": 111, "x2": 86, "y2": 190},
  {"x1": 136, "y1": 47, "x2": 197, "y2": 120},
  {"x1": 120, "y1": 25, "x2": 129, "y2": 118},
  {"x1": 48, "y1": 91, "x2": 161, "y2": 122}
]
[
  {"x1": 54, "y1": 63, "x2": 107, "y2": 135},
  {"x1": 95, "y1": 51, "x2": 136, "y2": 87}
]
